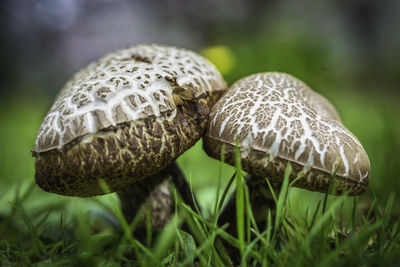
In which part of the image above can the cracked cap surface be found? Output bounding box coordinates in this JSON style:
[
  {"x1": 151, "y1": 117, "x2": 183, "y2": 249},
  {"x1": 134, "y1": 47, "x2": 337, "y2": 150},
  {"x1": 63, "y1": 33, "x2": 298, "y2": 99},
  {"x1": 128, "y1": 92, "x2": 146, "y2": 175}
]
[
  {"x1": 33, "y1": 44, "x2": 227, "y2": 196},
  {"x1": 204, "y1": 72, "x2": 370, "y2": 195}
]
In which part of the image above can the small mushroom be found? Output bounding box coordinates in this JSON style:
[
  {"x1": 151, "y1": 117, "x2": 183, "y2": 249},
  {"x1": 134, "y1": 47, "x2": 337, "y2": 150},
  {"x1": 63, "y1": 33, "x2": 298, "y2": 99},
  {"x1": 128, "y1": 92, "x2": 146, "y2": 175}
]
[
  {"x1": 32, "y1": 44, "x2": 227, "y2": 233},
  {"x1": 203, "y1": 72, "x2": 370, "y2": 233}
]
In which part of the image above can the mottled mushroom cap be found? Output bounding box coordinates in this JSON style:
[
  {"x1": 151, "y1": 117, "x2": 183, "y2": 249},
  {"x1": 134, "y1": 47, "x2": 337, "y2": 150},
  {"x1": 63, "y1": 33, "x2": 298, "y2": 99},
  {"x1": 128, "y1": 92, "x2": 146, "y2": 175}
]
[
  {"x1": 33, "y1": 44, "x2": 227, "y2": 197},
  {"x1": 204, "y1": 72, "x2": 370, "y2": 195}
]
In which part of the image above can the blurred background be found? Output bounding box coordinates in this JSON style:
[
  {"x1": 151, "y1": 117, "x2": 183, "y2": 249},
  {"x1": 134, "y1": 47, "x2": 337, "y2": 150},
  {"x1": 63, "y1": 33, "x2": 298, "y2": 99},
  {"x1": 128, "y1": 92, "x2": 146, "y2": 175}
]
[{"x1": 0, "y1": 0, "x2": 399, "y2": 221}]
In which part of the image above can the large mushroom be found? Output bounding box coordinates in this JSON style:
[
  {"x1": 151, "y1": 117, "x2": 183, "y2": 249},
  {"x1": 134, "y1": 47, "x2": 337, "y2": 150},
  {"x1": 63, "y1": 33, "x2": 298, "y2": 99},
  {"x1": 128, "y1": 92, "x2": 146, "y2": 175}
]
[
  {"x1": 203, "y1": 72, "x2": 370, "y2": 234},
  {"x1": 32, "y1": 44, "x2": 227, "y2": 234}
]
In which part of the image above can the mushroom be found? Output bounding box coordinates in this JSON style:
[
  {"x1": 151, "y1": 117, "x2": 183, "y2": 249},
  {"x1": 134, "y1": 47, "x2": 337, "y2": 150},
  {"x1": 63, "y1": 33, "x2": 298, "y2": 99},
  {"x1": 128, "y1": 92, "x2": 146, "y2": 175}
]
[
  {"x1": 203, "y1": 72, "x2": 370, "y2": 234},
  {"x1": 32, "y1": 44, "x2": 227, "y2": 234}
]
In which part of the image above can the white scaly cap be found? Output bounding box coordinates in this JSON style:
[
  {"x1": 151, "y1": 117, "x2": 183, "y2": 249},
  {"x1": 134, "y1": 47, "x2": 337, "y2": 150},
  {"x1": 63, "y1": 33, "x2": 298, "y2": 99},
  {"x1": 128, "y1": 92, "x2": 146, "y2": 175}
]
[{"x1": 204, "y1": 72, "x2": 370, "y2": 195}]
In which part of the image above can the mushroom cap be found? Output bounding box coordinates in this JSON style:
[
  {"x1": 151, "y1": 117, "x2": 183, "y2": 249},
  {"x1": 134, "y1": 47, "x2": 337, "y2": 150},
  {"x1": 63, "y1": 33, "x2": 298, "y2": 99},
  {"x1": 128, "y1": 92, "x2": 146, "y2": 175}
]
[
  {"x1": 203, "y1": 72, "x2": 370, "y2": 195},
  {"x1": 33, "y1": 44, "x2": 227, "y2": 197}
]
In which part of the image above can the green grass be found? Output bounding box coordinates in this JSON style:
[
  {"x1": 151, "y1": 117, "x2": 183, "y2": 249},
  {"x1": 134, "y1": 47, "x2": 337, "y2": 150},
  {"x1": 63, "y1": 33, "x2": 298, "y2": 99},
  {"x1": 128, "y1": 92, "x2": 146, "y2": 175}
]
[
  {"x1": 0, "y1": 84, "x2": 399, "y2": 265},
  {"x1": 1, "y1": 155, "x2": 399, "y2": 266}
]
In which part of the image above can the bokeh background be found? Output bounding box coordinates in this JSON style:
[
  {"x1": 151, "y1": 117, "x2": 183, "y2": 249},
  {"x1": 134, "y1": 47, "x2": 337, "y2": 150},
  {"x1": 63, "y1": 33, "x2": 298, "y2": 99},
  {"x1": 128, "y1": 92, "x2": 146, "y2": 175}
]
[{"x1": 0, "y1": 0, "x2": 399, "y2": 221}]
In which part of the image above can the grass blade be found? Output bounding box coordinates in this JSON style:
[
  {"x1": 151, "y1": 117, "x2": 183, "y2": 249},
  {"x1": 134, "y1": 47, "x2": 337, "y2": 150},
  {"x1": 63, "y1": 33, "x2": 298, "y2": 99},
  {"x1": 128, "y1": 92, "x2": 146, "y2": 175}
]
[
  {"x1": 274, "y1": 163, "x2": 291, "y2": 231},
  {"x1": 234, "y1": 138, "x2": 245, "y2": 257}
]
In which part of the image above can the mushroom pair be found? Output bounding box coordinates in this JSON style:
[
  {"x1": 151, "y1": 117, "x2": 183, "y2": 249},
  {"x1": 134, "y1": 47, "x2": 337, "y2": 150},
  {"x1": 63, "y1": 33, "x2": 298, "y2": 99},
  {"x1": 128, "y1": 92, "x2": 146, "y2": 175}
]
[
  {"x1": 203, "y1": 72, "x2": 370, "y2": 234},
  {"x1": 33, "y1": 44, "x2": 371, "y2": 248},
  {"x1": 32, "y1": 44, "x2": 227, "y2": 235}
]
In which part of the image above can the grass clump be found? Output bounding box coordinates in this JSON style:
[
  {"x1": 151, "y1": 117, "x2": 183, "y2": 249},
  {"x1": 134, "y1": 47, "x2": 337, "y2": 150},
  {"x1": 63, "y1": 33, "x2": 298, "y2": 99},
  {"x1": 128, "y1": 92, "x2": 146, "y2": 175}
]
[{"x1": 1, "y1": 159, "x2": 399, "y2": 266}]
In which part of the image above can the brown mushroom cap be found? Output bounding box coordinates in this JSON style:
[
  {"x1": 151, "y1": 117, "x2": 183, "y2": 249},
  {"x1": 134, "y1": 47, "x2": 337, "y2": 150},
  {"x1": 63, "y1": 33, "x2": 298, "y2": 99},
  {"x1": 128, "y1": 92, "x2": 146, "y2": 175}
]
[
  {"x1": 33, "y1": 44, "x2": 227, "y2": 197},
  {"x1": 204, "y1": 72, "x2": 370, "y2": 195}
]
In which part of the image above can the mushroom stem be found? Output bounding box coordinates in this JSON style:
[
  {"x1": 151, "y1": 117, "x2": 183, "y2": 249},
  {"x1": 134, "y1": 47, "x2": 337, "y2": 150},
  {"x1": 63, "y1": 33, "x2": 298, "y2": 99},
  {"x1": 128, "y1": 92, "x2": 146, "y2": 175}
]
[
  {"x1": 218, "y1": 174, "x2": 280, "y2": 237},
  {"x1": 116, "y1": 162, "x2": 197, "y2": 240}
]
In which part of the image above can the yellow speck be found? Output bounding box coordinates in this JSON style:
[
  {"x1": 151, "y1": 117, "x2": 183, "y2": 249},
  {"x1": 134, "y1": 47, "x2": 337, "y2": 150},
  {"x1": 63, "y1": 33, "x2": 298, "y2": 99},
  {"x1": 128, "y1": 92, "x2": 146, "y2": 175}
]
[{"x1": 201, "y1": 45, "x2": 236, "y2": 75}]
